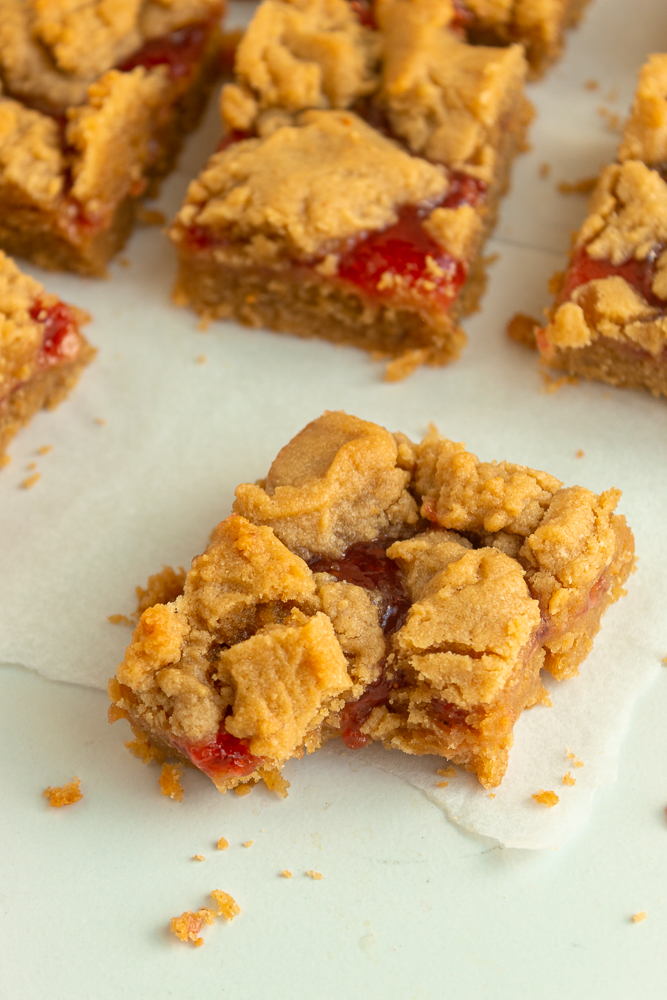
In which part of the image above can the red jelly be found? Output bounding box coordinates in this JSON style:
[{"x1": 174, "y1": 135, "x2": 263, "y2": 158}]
[
  {"x1": 118, "y1": 21, "x2": 210, "y2": 81},
  {"x1": 30, "y1": 300, "x2": 80, "y2": 367},
  {"x1": 443, "y1": 171, "x2": 487, "y2": 211},
  {"x1": 337, "y1": 205, "x2": 466, "y2": 308},
  {"x1": 431, "y1": 700, "x2": 470, "y2": 728},
  {"x1": 561, "y1": 245, "x2": 666, "y2": 309},
  {"x1": 340, "y1": 672, "x2": 394, "y2": 749},
  {"x1": 184, "y1": 729, "x2": 261, "y2": 779},
  {"x1": 349, "y1": 0, "x2": 377, "y2": 29},
  {"x1": 308, "y1": 541, "x2": 410, "y2": 635}
]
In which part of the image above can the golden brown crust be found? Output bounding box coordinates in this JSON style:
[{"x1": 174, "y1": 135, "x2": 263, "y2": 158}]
[
  {"x1": 618, "y1": 54, "x2": 667, "y2": 167},
  {"x1": 110, "y1": 412, "x2": 635, "y2": 791}
]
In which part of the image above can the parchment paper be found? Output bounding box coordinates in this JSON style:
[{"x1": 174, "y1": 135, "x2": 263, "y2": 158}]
[{"x1": 2, "y1": 0, "x2": 666, "y2": 848}]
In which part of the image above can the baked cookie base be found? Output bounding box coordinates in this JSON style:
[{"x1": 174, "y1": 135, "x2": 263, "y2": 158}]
[{"x1": 543, "y1": 338, "x2": 667, "y2": 399}]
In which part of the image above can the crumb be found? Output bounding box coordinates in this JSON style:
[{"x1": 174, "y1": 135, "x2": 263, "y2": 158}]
[
  {"x1": 1, "y1": 453, "x2": 10, "y2": 467},
  {"x1": 384, "y1": 349, "x2": 429, "y2": 382},
  {"x1": 170, "y1": 907, "x2": 216, "y2": 947},
  {"x1": 576, "y1": 449, "x2": 585, "y2": 459},
  {"x1": 159, "y1": 763, "x2": 184, "y2": 802},
  {"x1": 125, "y1": 729, "x2": 164, "y2": 764},
  {"x1": 43, "y1": 777, "x2": 83, "y2": 808},
  {"x1": 436, "y1": 766, "x2": 457, "y2": 778},
  {"x1": 488, "y1": 793, "x2": 496, "y2": 798},
  {"x1": 532, "y1": 790, "x2": 559, "y2": 807},
  {"x1": 557, "y1": 176, "x2": 597, "y2": 195},
  {"x1": 597, "y1": 107, "x2": 621, "y2": 132},
  {"x1": 281, "y1": 870, "x2": 293, "y2": 878},
  {"x1": 210, "y1": 890, "x2": 241, "y2": 920},
  {"x1": 107, "y1": 704, "x2": 128, "y2": 724},
  {"x1": 136, "y1": 206, "x2": 166, "y2": 226},
  {"x1": 243, "y1": 840, "x2": 254, "y2": 848},
  {"x1": 196, "y1": 354, "x2": 206, "y2": 364},
  {"x1": 260, "y1": 770, "x2": 290, "y2": 798},
  {"x1": 234, "y1": 783, "x2": 253, "y2": 796},
  {"x1": 20, "y1": 473, "x2": 40, "y2": 489},
  {"x1": 135, "y1": 566, "x2": 186, "y2": 619},
  {"x1": 507, "y1": 312, "x2": 539, "y2": 349},
  {"x1": 567, "y1": 749, "x2": 584, "y2": 768},
  {"x1": 584, "y1": 78, "x2": 599, "y2": 91},
  {"x1": 118, "y1": 256, "x2": 130, "y2": 268},
  {"x1": 108, "y1": 613, "x2": 134, "y2": 626},
  {"x1": 93, "y1": 417, "x2": 106, "y2": 426},
  {"x1": 197, "y1": 315, "x2": 212, "y2": 332},
  {"x1": 541, "y1": 372, "x2": 579, "y2": 393},
  {"x1": 27, "y1": 461, "x2": 37, "y2": 470},
  {"x1": 306, "y1": 870, "x2": 323, "y2": 880},
  {"x1": 539, "y1": 162, "x2": 551, "y2": 179},
  {"x1": 562, "y1": 772, "x2": 576, "y2": 786},
  {"x1": 37, "y1": 445, "x2": 52, "y2": 456},
  {"x1": 217, "y1": 837, "x2": 229, "y2": 851},
  {"x1": 436, "y1": 781, "x2": 449, "y2": 788},
  {"x1": 631, "y1": 911, "x2": 647, "y2": 924},
  {"x1": 193, "y1": 855, "x2": 206, "y2": 862}
]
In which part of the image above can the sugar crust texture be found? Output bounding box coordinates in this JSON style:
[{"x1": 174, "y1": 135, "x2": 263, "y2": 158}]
[
  {"x1": 110, "y1": 411, "x2": 635, "y2": 792},
  {"x1": 540, "y1": 54, "x2": 667, "y2": 396}
]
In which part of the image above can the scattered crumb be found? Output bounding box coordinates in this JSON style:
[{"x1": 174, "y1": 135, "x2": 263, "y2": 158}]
[
  {"x1": 43, "y1": 776, "x2": 83, "y2": 808},
  {"x1": 196, "y1": 354, "x2": 206, "y2": 364},
  {"x1": 436, "y1": 766, "x2": 457, "y2": 778},
  {"x1": 193, "y1": 855, "x2": 206, "y2": 862},
  {"x1": 488, "y1": 793, "x2": 496, "y2": 799},
  {"x1": 93, "y1": 417, "x2": 106, "y2": 426},
  {"x1": 136, "y1": 206, "x2": 166, "y2": 226},
  {"x1": 436, "y1": 781, "x2": 449, "y2": 788},
  {"x1": 27, "y1": 461, "x2": 37, "y2": 470},
  {"x1": 584, "y1": 78, "x2": 599, "y2": 91},
  {"x1": 507, "y1": 312, "x2": 538, "y2": 349},
  {"x1": 631, "y1": 911, "x2": 647, "y2": 924},
  {"x1": 541, "y1": 372, "x2": 579, "y2": 394},
  {"x1": 260, "y1": 769, "x2": 290, "y2": 798},
  {"x1": 243, "y1": 840, "x2": 254, "y2": 848},
  {"x1": 108, "y1": 703, "x2": 128, "y2": 724},
  {"x1": 0, "y1": 453, "x2": 10, "y2": 468},
  {"x1": 557, "y1": 176, "x2": 597, "y2": 195},
  {"x1": 159, "y1": 763, "x2": 184, "y2": 802},
  {"x1": 567, "y1": 749, "x2": 584, "y2": 768},
  {"x1": 108, "y1": 613, "x2": 134, "y2": 626},
  {"x1": 170, "y1": 907, "x2": 216, "y2": 947},
  {"x1": 217, "y1": 837, "x2": 229, "y2": 851},
  {"x1": 135, "y1": 566, "x2": 186, "y2": 620},
  {"x1": 197, "y1": 315, "x2": 212, "y2": 331},
  {"x1": 125, "y1": 729, "x2": 164, "y2": 765},
  {"x1": 37, "y1": 445, "x2": 52, "y2": 456},
  {"x1": 597, "y1": 106, "x2": 621, "y2": 132},
  {"x1": 20, "y1": 472, "x2": 40, "y2": 489},
  {"x1": 538, "y1": 162, "x2": 551, "y2": 179},
  {"x1": 384, "y1": 348, "x2": 429, "y2": 382},
  {"x1": 118, "y1": 256, "x2": 130, "y2": 268},
  {"x1": 662, "y1": 656, "x2": 667, "y2": 666},
  {"x1": 281, "y1": 870, "x2": 293, "y2": 878},
  {"x1": 532, "y1": 790, "x2": 559, "y2": 807},
  {"x1": 211, "y1": 890, "x2": 241, "y2": 921},
  {"x1": 576, "y1": 449, "x2": 585, "y2": 459},
  {"x1": 562, "y1": 772, "x2": 576, "y2": 786},
  {"x1": 234, "y1": 783, "x2": 253, "y2": 796},
  {"x1": 306, "y1": 870, "x2": 323, "y2": 880}
]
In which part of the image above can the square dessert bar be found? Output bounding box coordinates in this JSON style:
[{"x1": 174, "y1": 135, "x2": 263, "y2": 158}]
[
  {"x1": 0, "y1": 0, "x2": 224, "y2": 276},
  {"x1": 0, "y1": 250, "x2": 94, "y2": 462},
  {"x1": 538, "y1": 55, "x2": 667, "y2": 397},
  {"x1": 170, "y1": 0, "x2": 534, "y2": 377},
  {"x1": 109, "y1": 412, "x2": 634, "y2": 792},
  {"x1": 458, "y1": 0, "x2": 592, "y2": 78}
]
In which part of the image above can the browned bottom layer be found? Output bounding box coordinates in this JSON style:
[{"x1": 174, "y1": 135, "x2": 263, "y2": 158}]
[
  {"x1": 0, "y1": 335, "x2": 96, "y2": 460},
  {"x1": 545, "y1": 338, "x2": 667, "y2": 399}
]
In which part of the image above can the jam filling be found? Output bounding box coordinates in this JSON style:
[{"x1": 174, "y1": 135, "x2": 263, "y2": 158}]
[
  {"x1": 309, "y1": 541, "x2": 411, "y2": 748},
  {"x1": 30, "y1": 300, "x2": 81, "y2": 368},
  {"x1": 560, "y1": 244, "x2": 666, "y2": 311},
  {"x1": 118, "y1": 20, "x2": 212, "y2": 81},
  {"x1": 181, "y1": 729, "x2": 261, "y2": 780},
  {"x1": 349, "y1": 0, "x2": 376, "y2": 28}
]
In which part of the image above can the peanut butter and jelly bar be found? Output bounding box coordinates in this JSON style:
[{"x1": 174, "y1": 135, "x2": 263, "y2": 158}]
[
  {"x1": 0, "y1": 250, "x2": 94, "y2": 461},
  {"x1": 0, "y1": 0, "x2": 224, "y2": 276},
  {"x1": 538, "y1": 55, "x2": 667, "y2": 397},
  {"x1": 170, "y1": 0, "x2": 533, "y2": 378},
  {"x1": 109, "y1": 412, "x2": 634, "y2": 792}
]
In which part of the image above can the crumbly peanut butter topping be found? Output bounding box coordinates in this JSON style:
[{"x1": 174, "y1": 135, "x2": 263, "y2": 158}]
[
  {"x1": 619, "y1": 53, "x2": 667, "y2": 167},
  {"x1": 174, "y1": 110, "x2": 448, "y2": 260},
  {"x1": 377, "y1": 0, "x2": 526, "y2": 178},
  {"x1": 220, "y1": 0, "x2": 379, "y2": 131},
  {"x1": 0, "y1": 92, "x2": 64, "y2": 207}
]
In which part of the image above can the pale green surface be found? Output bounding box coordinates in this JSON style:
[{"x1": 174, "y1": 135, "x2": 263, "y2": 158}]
[{"x1": 1, "y1": 664, "x2": 666, "y2": 999}]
